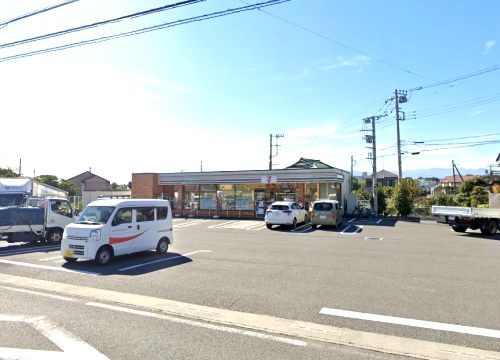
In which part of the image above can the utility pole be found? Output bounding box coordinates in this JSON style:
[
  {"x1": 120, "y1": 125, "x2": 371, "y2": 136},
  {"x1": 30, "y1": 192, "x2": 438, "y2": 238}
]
[
  {"x1": 200, "y1": 161, "x2": 203, "y2": 172},
  {"x1": 268, "y1": 133, "x2": 284, "y2": 170},
  {"x1": 363, "y1": 115, "x2": 384, "y2": 216},
  {"x1": 350, "y1": 155, "x2": 354, "y2": 191},
  {"x1": 18, "y1": 158, "x2": 22, "y2": 176},
  {"x1": 394, "y1": 89, "x2": 408, "y2": 179}
]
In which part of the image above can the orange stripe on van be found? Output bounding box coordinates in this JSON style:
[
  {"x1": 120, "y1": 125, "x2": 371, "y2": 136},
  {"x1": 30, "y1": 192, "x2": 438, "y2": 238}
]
[{"x1": 109, "y1": 230, "x2": 147, "y2": 245}]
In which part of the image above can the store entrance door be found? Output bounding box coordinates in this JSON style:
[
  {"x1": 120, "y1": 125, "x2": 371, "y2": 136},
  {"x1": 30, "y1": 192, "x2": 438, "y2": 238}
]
[{"x1": 254, "y1": 190, "x2": 266, "y2": 218}]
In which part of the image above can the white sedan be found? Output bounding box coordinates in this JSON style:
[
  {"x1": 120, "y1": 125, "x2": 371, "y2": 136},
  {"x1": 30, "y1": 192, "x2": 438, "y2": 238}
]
[{"x1": 264, "y1": 201, "x2": 308, "y2": 229}]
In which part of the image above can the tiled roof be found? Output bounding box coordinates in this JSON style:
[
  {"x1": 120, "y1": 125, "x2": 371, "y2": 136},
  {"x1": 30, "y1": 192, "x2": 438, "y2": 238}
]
[
  {"x1": 439, "y1": 175, "x2": 478, "y2": 184},
  {"x1": 286, "y1": 158, "x2": 333, "y2": 169}
]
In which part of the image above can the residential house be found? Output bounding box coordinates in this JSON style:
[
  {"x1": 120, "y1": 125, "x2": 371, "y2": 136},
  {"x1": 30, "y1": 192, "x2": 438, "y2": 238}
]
[
  {"x1": 365, "y1": 170, "x2": 398, "y2": 192},
  {"x1": 430, "y1": 175, "x2": 478, "y2": 195},
  {"x1": 68, "y1": 171, "x2": 111, "y2": 193}
]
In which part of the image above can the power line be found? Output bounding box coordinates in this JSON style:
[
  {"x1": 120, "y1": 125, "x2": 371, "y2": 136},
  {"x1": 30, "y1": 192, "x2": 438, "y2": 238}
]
[
  {"x1": 240, "y1": 1, "x2": 436, "y2": 82},
  {"x1": 0, "y1": 0, "x2": 290, "y2": 63},
  {"x1": 409, "y1": 63, "x2": 500, "y2": 92},
  {"x1": 0, "y1": 0, "x2": 79, "y2": 28},
  {"x1": 405, "y1": 132, "x2": 500, "y2": 144},
  {"x1": 0, "y1": 0, "x2": 205, "y2": 49}
]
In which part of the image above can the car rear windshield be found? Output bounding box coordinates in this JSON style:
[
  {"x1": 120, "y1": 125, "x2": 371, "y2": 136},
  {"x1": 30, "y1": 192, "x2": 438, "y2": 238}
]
[
  {"x1": 313, "y1": 203, "x2": 333, "y2": 211},
  {"x1": 271, "y1": 204, "x2": 290, "y2": 210}
]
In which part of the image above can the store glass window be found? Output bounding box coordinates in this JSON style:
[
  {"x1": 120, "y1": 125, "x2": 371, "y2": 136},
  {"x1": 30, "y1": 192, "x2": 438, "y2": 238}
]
[
  {"x1": 200, "y1": 185, "x2": 216, "y2": 210},
  {"x1": 235, "y1": 185, "x2": 254, "y2": 210},
  {"x1": 218, "y1": 185, "x2": 234, "y2": 210},
  {"x1": 304, "y1": 183, "x2": 318, "y2": 210},
  {"x1": 319, "y1": 183, "x2": 338, "y2": 200},
  {"x1": 184, "y1": 185, "x2": 199, "y2": 210}
]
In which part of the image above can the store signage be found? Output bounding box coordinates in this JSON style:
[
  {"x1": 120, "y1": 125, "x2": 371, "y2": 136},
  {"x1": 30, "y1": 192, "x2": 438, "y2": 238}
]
[{"x1": 261, "y1": 175, "x2": 277, "y2": 184}]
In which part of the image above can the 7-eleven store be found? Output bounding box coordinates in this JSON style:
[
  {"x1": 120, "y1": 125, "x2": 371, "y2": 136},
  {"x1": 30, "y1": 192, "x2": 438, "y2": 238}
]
[{"x1": 131, "y1": 158, "x2": 350, "y2": 219}]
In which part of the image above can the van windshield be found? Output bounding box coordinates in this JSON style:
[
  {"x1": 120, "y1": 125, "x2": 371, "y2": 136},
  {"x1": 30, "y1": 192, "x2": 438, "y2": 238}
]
[
  {"x1": 76, "y1": 206, "x2": 115, "y2": 225},
  {"x1": 313, "y1": 203, "x2": 333, "y2": 211}
]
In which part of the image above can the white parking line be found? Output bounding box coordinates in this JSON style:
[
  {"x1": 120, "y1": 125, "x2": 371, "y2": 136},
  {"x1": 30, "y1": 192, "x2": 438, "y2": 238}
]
[
  {"x1": 245, "y1": 222, "x2": 267, "y2": 230},
  {"x1": 87, "y1": 302, "x2": 306, "y2": 347},
  {"x1": 118, "y1": 250, "x2": 213, "y2": 272},
  {"x1": 291, "y1": 224, "x2": 312, "y2": 233},
  {"x1": 320, "y1": 308, "x2": 500, "y2": 339},
  {"x1": 174, "y1": 219, "x2": 207, "y2": 228},
  {"x1": 376, "y1": 219, "x2": 383, "y2": 224},
  {"x1": 340, "y1": 225, "x2": 363, "y2": 234},
  {"x1": 0, "y1": 258, "x2": 100, "y2": 276},
  {"x1": 208, "y1": 220, "x2": 239, "y2": 229}
]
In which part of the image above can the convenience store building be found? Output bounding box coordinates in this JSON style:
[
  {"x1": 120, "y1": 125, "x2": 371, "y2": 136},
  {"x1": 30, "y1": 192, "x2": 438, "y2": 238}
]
[{"x1": 131, "y1": 158, "x2": 351, "y2": 218}]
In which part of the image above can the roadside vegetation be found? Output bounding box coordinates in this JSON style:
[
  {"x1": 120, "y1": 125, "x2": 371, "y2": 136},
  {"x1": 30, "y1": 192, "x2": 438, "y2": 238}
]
[{"x1": 353, "y1": 175, "x2": 500, "y2": 218}]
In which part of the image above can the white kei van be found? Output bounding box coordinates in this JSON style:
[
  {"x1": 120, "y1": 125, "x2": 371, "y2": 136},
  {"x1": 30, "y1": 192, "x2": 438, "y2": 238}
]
[{"x1": 61, "y1": 199, "x2": 173, "y2": 265}]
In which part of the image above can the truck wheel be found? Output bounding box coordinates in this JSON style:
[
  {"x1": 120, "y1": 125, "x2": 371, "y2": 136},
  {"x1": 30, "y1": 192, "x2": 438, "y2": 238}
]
[
  {"x1": 156, "y1": 238, "x2": 169, "y2": 254},
  {"x1": 452, "y1": 225, "x2": 467, "y2": 233},
  {"x1": 266, "y1": 224, "x2": 272, "y2": 229},
  {"x1": 95, "y1": 246, "x2": 113, "y2": 265},
  {"x1": 46, "y1": 229, "x2": 63, "y2": 245},
  {"x1": 63, "y1": 257, "x2": 77, "y2": 262},
  {"x1": 486, "y1": 220, "x2": 498, "y2": 235}
]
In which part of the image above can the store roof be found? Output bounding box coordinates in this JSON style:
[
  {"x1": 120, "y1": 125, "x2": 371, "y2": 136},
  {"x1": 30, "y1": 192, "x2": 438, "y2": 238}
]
[{"x1": 285, "y1": 158, "x2": 333, "y2": 169}]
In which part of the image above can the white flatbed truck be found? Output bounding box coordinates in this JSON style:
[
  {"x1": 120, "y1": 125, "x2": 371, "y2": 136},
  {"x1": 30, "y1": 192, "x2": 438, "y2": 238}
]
[
  {"x1": 431, "y1": 205, "x2": 499, "y2": 235},
  {"x1": 0, "y1": 197, "x2": 75, "y2": 244}
]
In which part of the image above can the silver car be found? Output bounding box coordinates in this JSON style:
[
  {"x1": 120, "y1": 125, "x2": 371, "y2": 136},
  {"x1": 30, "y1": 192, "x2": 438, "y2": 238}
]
[{"x1": 311, "y1": 200, "x2": 343, "y2": 229}]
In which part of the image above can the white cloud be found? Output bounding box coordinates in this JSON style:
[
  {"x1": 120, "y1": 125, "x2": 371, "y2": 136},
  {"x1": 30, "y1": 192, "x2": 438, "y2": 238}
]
[
  {"x1": 483, "y1": 40, "x2": 496, "y2": 54},
  {"x1": 323, "y1": 55, "x2": 371, "y2": 71}
]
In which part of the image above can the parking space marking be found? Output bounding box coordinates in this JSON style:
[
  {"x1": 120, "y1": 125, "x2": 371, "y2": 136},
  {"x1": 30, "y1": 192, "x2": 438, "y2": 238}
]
[
  {"x1": 246, "y1": 222, "x2": 268, "y2": 230},
  {"x1": 118, "y1": 250, "x2": 213, "y2": 272},
  {"x1": 208, "y1": 220, "x2": 239, "y2": 229},
  {"x1": 363, "y1": 237, "x2": 383, "y2": 241},
  {"x1": 340, "y1": 225, "x2": 363, "y2": 234},
  {"x1": 291, "y1": 223, "x2": 312, "y2": 233},
  {"x1": 174, "y1": 219, "x2": 208, "y2": 228},
  {"x1": 320, "y1": 308, "x2": 500, "y2": 339},
  {"x1": 0, "y1": 258, "x2": 100, "y2": 276}
]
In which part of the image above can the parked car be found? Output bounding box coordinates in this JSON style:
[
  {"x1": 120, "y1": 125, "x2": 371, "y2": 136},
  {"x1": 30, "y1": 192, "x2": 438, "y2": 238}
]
[
  {"x1": 311, "y1": 200, "x2": 343, "y2": 229},
  {"x1": 265, "y1": 201, "x2": 307, "y2": 229}
]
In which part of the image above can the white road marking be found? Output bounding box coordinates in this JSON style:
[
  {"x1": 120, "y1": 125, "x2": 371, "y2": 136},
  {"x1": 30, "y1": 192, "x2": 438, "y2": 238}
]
[
  {"x1": 340, "y1": 225, "x2": 363, "y2": 234},
  {"x1": 0, "y1": 285, "x2": 77, "y2": 302},
  {"x1": 208, "y1": 220, "x2": 239, "y2": 229},
  {"x1": 2, "y1": 274, "x2": 499, "y2": 360},
  {"x1": 86, "y1": 301, "x2": 307, "y2": 347},
  {"x1": 0, "y1": 258, "x2": 100, "y2": 276},
  {"x1": 118, "y1": 250, "x2": 213, "y2": 272},
  {"x1": 320, "y1": 308, "x2": 500, "y2": 339},
  {"x1": 363, "y1": 237, "x2": 383, "y2": 241},
  {"x1": 174, "y1": 219, "x2": 207, "y2": 227},
  {"x1": 0, "y1": 245, "x2": 60, "y2": 256},
  {"x1": 0, "y1": 314, "x2": 109, "y2": 359},
  {"x1": 245, "y1": 222, "x2": 267, "y2": 230},
  {"x1": 293, "y1": 224, "x2": 312, "y2": 233},
  {"x1": 39, "y1": 255, "x2": 64, "y2": 261}
]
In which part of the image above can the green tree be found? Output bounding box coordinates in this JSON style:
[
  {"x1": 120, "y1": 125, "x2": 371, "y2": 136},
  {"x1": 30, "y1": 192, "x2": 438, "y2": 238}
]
[
  {"x1": 377, "y1": 186, "x2": 391, "y2": 216},
  {"x1": 0, "y1": 167, "x2": 18, "y2": 177},
  {"x1": 391, "y1": 178, "x2": 422, "y2": 217},
  {"x1": 58, "y1": 179, "x2": 79, "y2": 196},
  {"x1": 455, "y1": 177, "x2": 488, "y2": 207},
  {"x1": 34, "y1": 175, "x2": 59, "y2": 188},
  {"x1": 429, "y1": 193, "x2": 454, "y2": 206}
]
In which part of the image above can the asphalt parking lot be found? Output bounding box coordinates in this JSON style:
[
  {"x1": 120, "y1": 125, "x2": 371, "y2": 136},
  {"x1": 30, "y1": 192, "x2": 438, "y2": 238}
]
[{"x1": 0, "y1": 217, "x2": 499, "y2": 358}]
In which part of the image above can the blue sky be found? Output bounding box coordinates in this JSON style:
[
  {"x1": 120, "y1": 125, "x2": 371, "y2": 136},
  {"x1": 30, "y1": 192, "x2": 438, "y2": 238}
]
[{"x1": 0, "y1": 0, "x2": 498, "y2": 183}]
